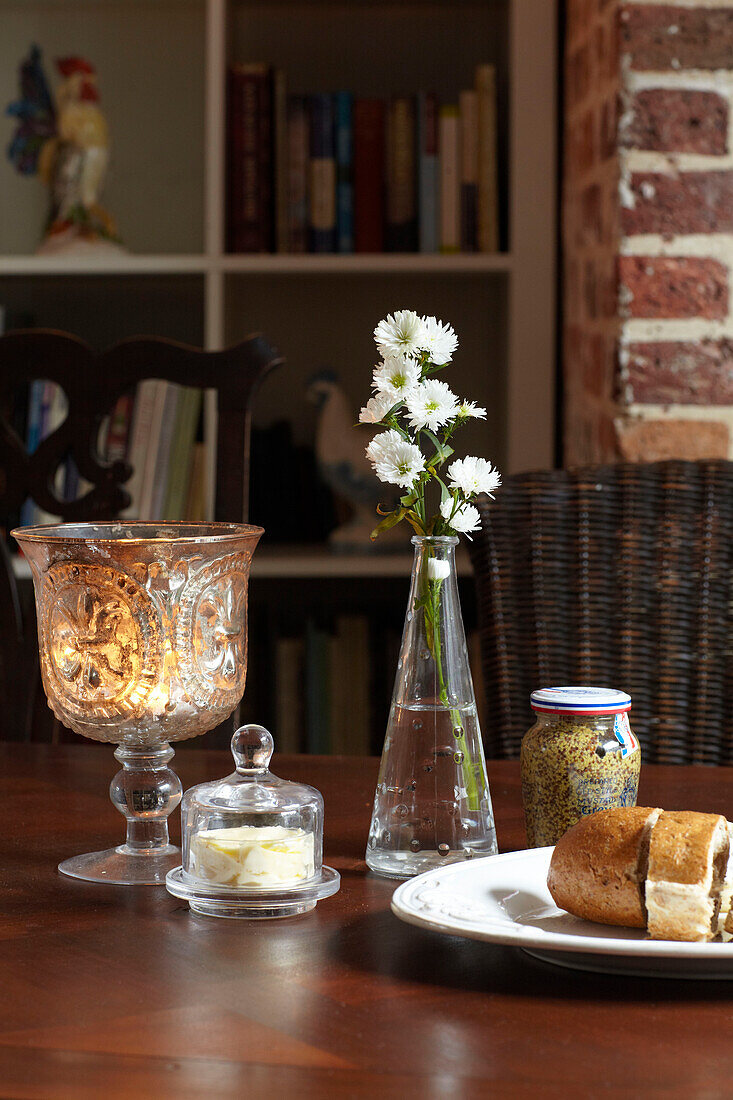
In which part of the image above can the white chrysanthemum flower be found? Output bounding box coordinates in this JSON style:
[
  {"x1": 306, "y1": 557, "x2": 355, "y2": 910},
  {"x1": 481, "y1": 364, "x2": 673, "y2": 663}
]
[
  {"x1": 405, "y1": 379, "x2": 459, "y2": 432},
  {"x1": 457, "y1": 399, "x2": 487, "y2": 420},
  {"x1": 374, "y1": 311, "x2": 426, "y2": 359},
  {"x1": 447, "y1": 456, "x2": 502, "y2": 498},
  {"x1": 440, "y1": 497, "x2": 481, "y2": 534},
  {"x1": 421, "y1": 316, "x2": 459, "y2": 365},
  {"x1": 427, "y1": 557, "x2": 450, "y2": 581},
  {"x1": 366, "y1": 428, "x2": 425, "y2": 489},
  {"x1": 359, "y1": 393, "x2": 394, "y2": 424},
  {"x1": 372, "y1": 354, "x2": 421, "y2": 402}
]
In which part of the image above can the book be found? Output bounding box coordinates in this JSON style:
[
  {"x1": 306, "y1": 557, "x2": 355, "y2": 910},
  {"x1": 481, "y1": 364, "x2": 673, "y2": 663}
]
[
  {"x1": 19, "y1": 380, "x2": 46, "y2": 526},
  {"x1": 258, "y1": 67, "x2": 274, "y2": 252},
  {"x1": 353, "y1": 98, "x2": 385, "y2": 252},
  {"x1": 417, "y1": 91, "x2": 439, "y2": 253},
  {"x1": 275, "y1": 635, "x2": 305, "y2": 753},
  {"x1": 334, "y1": 91, "x2": 354, "y2": 253},
  {"x1": 228, "y1": 63, "x2": 270, "y2": 253},
  {"x1": 439, "y1": 105, "x2": 460, "y2": 253},
  {"x1": 121, "y1": 379, "x2": 159, "y2": 518},
  {"x1": 105, "y1": 394, "x2": 134, "y2": 464},
  {"x1": 184, "y1": 441, "x2": 206, "y2": 522},
  {"x1": 475, "y1": 63, "x2": 499, "y2": 253},
  {"x1": 329, "y1": 615, "x2": 370, "y2": 755},
  {"x1": 148, "y1": 383, "x2": 181, "y2": 521},
  {"x1": 272, "y1": 68, "x2": 288, "y2": 254},
  {"x1": 286, "y1": 95, "x2": 309, "y2": 253},
  {"x1": 308, "y1": 93, "x2": 337, "y2": 253},
  {"x1": 162, "y1": 387, "x2": 202, "y2": 521},
  {"x1": 305, "y1": 618, "x2": 331, "y2": 753},
  {"x1": 385, "y1": 96, "x2": 417, "y2": 251},
  {"x1": 460, "y1": 89, "x2": 479, "y2": 252}
]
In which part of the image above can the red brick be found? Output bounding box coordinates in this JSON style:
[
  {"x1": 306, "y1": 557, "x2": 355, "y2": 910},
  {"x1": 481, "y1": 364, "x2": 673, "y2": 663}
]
[
  {"x1": 567, "y1": 44, "x2": 592, "y2": 107},
  {"x1": 600, "y1": 94, "x2": 619, "y2": 161},
  {"x1": 618, "y1": 256, "x2": 728, "y2": 319},
  {"x1": 616, "y1": 418, "x2": 729, "y2": 461},
  {"x1": 626, "y1": 339, "x2": 733, "y2": 403},
  {"x1": 621, "y1": 6, "x2": 733, "y2": 72},
  {"x1": 622, "y1": 171, "x2": 733, "y2": 235},
  {"x1": 624, "y1": 90, "x2": 728, "y2": 156},
  {"x1": 566, "y1": 111, "x2": 596, "y2": 177}
]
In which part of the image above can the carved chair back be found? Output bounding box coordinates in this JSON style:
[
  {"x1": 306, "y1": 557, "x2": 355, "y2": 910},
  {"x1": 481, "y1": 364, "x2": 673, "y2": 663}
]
[{"x1": 0, "y1": 330, "x2": 283, "y2": 741}]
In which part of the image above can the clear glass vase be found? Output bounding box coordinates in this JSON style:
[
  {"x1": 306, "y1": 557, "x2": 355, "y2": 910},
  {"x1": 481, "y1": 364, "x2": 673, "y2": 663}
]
[{"x1": 366, "y1": 535, "x2": 498, "y2": 878}]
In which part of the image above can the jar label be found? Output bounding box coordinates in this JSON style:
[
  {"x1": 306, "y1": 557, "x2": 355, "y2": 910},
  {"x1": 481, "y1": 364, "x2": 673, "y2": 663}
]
[
  {"x1": 575, "y1": 771, "x2": 639, "y2": 816},
  {"x1": 613, "y1": 712, "x2": 638, "y2": 757}
]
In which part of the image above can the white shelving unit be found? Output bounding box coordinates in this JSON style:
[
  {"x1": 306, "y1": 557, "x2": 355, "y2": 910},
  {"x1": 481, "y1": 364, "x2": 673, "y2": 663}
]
[{"x1": 0, "y1": 0, "x2": 557, "y2": 479}]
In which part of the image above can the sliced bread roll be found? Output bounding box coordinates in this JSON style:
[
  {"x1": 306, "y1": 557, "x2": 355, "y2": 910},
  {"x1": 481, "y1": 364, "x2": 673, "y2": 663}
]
[
  {"x1": 645, "y1": 811, "x2": 730, "y2": 943},
  {"x1": 547, "y1": 806, "x2": 662, "y2": 929}
]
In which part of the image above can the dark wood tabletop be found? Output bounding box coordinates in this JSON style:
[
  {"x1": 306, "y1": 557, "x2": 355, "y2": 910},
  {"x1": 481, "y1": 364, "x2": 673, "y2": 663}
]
[{"x1": 2, "y1": 744, "x2": 733, "y2": 1098}]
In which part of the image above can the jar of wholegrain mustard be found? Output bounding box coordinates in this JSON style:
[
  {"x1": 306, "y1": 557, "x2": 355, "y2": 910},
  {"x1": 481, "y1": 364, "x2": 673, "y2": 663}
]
[{"x1": 520, "y1": 687, "x2": 641, "y2": 848}]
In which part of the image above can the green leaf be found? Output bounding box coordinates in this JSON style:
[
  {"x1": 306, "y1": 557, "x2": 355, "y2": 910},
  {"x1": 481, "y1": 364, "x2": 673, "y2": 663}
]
[{"x1": 370, "y1": 508, "x2": 406, "y2": 540}]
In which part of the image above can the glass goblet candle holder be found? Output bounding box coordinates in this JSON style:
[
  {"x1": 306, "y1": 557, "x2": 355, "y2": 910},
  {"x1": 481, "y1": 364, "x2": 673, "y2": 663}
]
[{"x1": 12, "y1": 521, "x2": 262, "y2": 886}]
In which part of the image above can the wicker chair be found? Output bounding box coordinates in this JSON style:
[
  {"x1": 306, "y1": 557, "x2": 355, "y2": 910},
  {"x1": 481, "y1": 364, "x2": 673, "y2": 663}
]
[
  {"x1": 0, "y1": 329, "x2": 283, "y2": 741},
  {"x1": 468, "y1": 461, "x2": 733, "y2": 764}
]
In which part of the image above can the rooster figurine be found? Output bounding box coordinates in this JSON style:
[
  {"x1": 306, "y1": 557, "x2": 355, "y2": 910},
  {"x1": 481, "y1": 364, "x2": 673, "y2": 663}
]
[
  {"x1": 7, "y1": 45, "x2": 122, "y2": 254},
  {"x1": 307, "y1": 370, "x2": 406, "y2": 552}
]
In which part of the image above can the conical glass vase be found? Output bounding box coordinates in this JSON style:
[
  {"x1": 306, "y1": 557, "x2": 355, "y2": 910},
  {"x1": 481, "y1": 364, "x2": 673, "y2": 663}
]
[{"x1": 366, "y1": 535, "x2": 498, "y2": 879}]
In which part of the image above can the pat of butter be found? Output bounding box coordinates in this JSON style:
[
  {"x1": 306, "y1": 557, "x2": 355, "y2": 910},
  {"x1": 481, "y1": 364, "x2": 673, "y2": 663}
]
[{"x1": 191, "y1": 825, "x2": 315, "y2": 887}]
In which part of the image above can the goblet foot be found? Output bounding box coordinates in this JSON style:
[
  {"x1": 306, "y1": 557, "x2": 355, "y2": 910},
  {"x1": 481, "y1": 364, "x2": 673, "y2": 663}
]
[{"x1": 59, "y1": 843, "x2": 181, "y2": 886}]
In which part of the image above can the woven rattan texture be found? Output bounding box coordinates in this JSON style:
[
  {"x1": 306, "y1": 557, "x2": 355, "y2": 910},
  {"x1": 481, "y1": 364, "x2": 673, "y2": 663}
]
[{"x1": 469, "y1": 461, "x2": 733, "y2": 764}]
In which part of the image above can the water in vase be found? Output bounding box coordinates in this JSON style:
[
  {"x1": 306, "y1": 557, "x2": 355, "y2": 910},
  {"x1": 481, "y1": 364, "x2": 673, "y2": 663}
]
[{"x1": 366, "y1": 701, "x2": 497, "y2": 878}]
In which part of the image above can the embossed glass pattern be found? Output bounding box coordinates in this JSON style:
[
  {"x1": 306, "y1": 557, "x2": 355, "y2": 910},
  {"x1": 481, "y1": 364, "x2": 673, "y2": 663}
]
[{"x1": 13, "y1": 521, "x2": 262, "y2": 885}]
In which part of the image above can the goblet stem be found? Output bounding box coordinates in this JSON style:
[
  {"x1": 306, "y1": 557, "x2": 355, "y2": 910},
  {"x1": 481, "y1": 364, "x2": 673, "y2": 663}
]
[
  {"x1": 58, "y1": 741, "x2": 183, "y2": 885},
  {"x1": 111, "y1": 742, "x2": 183, "y2": 855}
]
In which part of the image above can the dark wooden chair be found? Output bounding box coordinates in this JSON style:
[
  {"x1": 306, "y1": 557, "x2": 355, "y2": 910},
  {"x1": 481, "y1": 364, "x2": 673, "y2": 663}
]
[
  {"x1": 0, "y1": 329, "x2": 283, "y2": 742},
  {"x1": 468, "y1": 460, "x2": 733, "y2": 764}
]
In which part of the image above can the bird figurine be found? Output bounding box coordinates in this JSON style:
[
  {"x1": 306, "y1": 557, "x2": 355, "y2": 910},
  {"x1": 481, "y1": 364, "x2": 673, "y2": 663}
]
[
  {"x1": 6, "y1": 45, "x2": 122, "y2": 255},
  {"x1": 306, "y1": 370, "x2": 407, "y2": 552}
]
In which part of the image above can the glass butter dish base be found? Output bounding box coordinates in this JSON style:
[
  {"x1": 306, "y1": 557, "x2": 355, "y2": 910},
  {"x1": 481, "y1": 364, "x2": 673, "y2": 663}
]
[
  {"x1": 166, "y1": 723, "x2": 341, "y2": 919},
  {"x1": 166, "y1": 864, "x2": 340, "y2": 919}
]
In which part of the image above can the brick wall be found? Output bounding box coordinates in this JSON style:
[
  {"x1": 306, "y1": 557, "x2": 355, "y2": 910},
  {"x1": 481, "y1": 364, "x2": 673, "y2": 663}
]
[{"x1": 563, "y1": 1, "x2": 733, "y2": 465}]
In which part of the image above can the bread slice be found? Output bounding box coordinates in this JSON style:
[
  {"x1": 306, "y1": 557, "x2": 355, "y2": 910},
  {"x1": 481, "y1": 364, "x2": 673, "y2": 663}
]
[
  {"x1": 548, "y1": 807, "x2": 662, "y2": 929},
  {"x1": 645, "y1": 811, "x2": 730, "y2": 943}
]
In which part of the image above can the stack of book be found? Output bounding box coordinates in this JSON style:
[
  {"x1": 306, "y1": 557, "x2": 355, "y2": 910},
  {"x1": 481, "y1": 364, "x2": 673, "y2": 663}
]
[
  {"x1": 15, "y1": 380, "x2": 207, "y2": 524},
  {"x1": 226, "y1": 63, "x2": 499, "y2": 255}
]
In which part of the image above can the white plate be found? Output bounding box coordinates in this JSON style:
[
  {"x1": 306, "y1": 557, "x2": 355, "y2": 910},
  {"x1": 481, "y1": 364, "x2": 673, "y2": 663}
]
[{"x1": 391, "y1": 847, "x2": 733, "y2": 979}]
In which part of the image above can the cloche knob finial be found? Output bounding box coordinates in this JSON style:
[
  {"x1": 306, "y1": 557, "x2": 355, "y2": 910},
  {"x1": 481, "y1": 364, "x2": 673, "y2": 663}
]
[{"x1": 231, "y1": 724, "x2": 274, "y2": 773}]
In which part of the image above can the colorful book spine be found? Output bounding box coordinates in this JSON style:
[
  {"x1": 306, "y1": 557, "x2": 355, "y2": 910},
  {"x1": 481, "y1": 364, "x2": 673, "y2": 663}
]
[
  {"x1": 19, "y1": 380, "x2": 45, "y2": 526},
  {"x1": 308, "y1": 93, "x2": 336, "y2": 253},
  {"x1": 287, "y1": 95, "x2": 309, "y2": 253},
  {"x1": 334, "y1": 91, "x2": 354, "y2": 253},
  {"x1": 475, "y1": 63, "x2": 499, "y2": 253},
  {"x1": 228, "y1": 63, "x2": 270, "y2": 253},
  {"x1": 272, "y1": 68, "x2": 288, "y2": 254},
  {"x1": 386, "y1": 96, "x2": 417, "y2": 252},
  {"x1": 259, "y1": 68, "x2": 274, "y2": 252},
  {"x1": 121, "y1": 379, "x2": 158, "y2": 518},
  {"x1": 148, "y1": 383, "x2": 181, "y2": 521},
  {"x1": 163, "y1": 387, "x2": 202, "y2": 521},
  {"x1": 439, "y1": 105, "x2": 460, "y2": 253},
  {"x1": 460, "y1": 89, "x2": 479, "y2": 252},
  {"x1": 417, "y1": 91, "x2": 439, "y2": 253},
  {"x1": 353, "y1": 98, "x2": 385, "y2": 253}
]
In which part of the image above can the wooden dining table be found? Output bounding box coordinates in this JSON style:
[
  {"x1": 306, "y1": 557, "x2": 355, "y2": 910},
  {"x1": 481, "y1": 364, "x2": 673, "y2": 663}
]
[{"x1": 2, "y1": 743, "x2": 733, "y2": 1098}]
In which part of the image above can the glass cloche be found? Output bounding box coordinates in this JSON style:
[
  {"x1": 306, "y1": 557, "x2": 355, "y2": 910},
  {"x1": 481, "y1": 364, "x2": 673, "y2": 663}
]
[{"x1": 166, "y1": 724, "x2": 340, "y2": 918}]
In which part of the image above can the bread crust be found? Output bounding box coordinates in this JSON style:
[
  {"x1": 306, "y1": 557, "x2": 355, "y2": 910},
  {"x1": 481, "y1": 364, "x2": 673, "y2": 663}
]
[
  {"x1": 547, "y1": 807, "x2": 661, "y2": 929},
  {"x1": 646, "y1": 811, "x2": 729, "y2": 942}
]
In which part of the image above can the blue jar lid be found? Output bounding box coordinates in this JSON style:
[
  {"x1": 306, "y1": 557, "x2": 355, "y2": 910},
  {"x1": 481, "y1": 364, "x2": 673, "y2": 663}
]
[{"x1": 530, "y1": 686, "x2": 631, "y2": 716}]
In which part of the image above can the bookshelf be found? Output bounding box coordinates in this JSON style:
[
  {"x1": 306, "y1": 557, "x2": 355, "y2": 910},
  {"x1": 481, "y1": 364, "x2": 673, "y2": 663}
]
[{"x1": 1, "y1": 0, "x2": 556, "y2": 750}]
